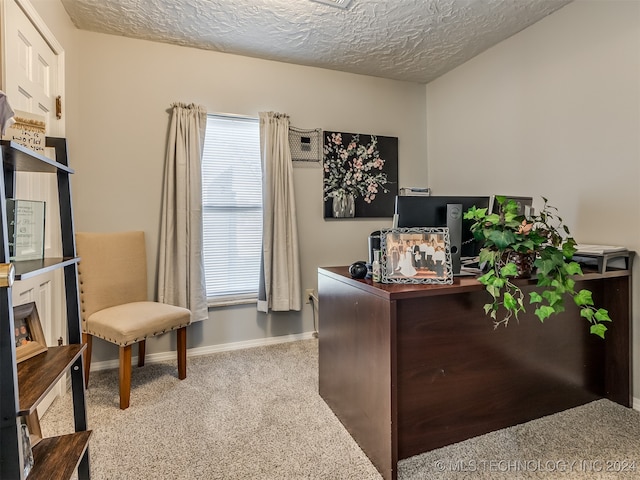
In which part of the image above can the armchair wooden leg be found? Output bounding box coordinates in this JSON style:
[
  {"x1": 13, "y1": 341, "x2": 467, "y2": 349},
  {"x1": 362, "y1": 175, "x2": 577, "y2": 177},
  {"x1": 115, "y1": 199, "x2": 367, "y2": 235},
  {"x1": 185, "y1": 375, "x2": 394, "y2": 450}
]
[
  {"x1": 137, "y1": 339, "x2": 146, "y2": 367},
  {"x1": 177, "y1": 326, "x2": 187, "y2": 380},
  {"x1": 119, "y1": 345, "x2": 132, "y2": 410},
  {"x1": 82, "y1": 333, "x2": 92, "y2": 389}
]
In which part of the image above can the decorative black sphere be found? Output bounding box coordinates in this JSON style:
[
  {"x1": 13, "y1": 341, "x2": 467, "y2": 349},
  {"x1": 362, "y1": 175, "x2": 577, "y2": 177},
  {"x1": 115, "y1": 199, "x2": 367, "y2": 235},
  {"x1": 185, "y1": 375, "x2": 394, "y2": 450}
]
[{"x1": 349, "y1": 261, "x2": 368, "y2": 279}]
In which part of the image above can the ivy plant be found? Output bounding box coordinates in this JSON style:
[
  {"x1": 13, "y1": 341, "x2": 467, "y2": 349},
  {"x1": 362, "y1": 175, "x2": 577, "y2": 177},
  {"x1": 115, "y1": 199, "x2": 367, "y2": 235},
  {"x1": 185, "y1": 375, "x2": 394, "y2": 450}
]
[{"x1": 464, "y1": 196, "x2": 611, "y2": 338}]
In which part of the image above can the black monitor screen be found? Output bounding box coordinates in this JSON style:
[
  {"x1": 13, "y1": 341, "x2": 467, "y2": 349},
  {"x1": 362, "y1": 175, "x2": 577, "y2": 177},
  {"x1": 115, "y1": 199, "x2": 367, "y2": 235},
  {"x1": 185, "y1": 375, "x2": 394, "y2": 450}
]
[{"x1": 394, "y1": 195, "x2": 490, "y2": 258}]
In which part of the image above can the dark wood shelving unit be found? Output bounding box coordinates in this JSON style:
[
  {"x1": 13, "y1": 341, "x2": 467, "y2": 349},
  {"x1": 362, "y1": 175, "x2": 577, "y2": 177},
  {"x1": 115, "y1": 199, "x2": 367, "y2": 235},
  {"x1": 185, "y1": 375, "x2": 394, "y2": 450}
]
[
  {"x1": 13, "y1": 257, "x2": 79, "y2": 280},
  {"x1": 0, "y1": 140, "x2": 74, "y2": 174},
  {"x1": 30, "y1": 431, "x2": 92, "y2": 480},
  {"x1": 0, "y1": 138, "x2": 90, "y2": 480},
  {"x1": 17, "y1": 345, "x2": 86, "y2": 416}
]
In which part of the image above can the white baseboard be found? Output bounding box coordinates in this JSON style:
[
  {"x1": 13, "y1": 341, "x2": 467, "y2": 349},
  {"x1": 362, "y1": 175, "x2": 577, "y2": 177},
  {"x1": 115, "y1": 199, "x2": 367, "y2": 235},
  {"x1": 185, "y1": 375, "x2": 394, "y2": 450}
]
[
  {"x1": 90, "y1": 331, "x2": 317, "y2": 372},
  {"x1": 633, "y1": 396, "x2": 640, "y2": 412}
]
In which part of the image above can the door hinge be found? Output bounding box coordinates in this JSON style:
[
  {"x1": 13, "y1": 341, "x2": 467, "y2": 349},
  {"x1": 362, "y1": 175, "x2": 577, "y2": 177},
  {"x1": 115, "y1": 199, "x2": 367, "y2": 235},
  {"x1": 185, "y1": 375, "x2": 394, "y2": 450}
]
[{"x1": 56, "y1": 96, "x2": 62, "y2": 119}]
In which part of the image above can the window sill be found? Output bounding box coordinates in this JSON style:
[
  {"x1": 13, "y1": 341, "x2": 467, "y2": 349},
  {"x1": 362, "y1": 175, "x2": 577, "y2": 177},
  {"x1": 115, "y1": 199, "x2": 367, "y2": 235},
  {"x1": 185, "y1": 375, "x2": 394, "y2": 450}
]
[{"x1": 207, "y1": 296, "x2": 258, "y2": 308}]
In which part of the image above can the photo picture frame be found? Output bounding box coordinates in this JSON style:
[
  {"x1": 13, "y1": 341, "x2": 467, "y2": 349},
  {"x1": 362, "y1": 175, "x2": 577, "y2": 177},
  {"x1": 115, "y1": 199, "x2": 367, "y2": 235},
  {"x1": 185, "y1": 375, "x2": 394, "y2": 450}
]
[
  {"x1": 14, "y1": 302, "x2": 47, "y2": 363},
  {"x1": 20, "y1": 422, "x2": 33, "y2": 478},
  {"x1": 21, "y1": 411, "x2": 42, "y2": 448},
  {"x1": 7, "y1": 199, "x2": 46, "y2": 261},
  {"x1": 379, "y1": 227, "x2": 454, "y2": 284}
]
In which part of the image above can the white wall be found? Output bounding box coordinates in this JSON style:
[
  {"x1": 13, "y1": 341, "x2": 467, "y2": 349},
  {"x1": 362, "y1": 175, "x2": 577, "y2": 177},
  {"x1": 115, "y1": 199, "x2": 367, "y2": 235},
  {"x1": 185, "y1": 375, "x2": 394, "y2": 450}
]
[
  {"x1": 426, "y1": 0, "x2": 640, "y2": 399},
  {"x1": 32, "y1": 0, "x2": 428, "y2": 362}
]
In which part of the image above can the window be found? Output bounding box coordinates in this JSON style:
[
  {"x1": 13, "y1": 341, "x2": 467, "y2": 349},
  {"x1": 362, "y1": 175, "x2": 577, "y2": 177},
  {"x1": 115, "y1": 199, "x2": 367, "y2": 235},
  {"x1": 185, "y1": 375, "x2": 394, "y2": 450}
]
[{"x1": 201, "y1": 114, "x2": 262, "y2": 305}]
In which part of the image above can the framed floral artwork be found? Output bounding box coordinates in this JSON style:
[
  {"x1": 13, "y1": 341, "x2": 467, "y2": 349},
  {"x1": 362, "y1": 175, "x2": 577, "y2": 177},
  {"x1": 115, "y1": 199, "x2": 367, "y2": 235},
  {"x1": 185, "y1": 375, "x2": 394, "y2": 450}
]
[
  {"x1": 323, "y1": 131, "x2": 398, "y2": 219},
  {"x1": 379, "y1": 227, "x2": 454, "y2": 285}
]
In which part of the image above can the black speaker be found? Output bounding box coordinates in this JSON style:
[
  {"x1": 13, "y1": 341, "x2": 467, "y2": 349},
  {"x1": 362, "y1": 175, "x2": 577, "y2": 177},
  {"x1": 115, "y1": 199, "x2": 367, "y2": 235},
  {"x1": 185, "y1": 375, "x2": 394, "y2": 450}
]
[
  {"x1": 368, "y1": 230, "x2": 381, "y2": 265},
  {"x1": 446, "y1": 203, "x2": 462, "y2": 275}
]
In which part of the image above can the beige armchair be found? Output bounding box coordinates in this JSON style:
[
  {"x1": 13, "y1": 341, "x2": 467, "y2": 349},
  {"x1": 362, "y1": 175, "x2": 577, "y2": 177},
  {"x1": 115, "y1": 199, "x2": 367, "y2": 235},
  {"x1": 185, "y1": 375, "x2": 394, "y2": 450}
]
[{"x1": 75, "y1": 231, "x2": 191, "y2": 409}]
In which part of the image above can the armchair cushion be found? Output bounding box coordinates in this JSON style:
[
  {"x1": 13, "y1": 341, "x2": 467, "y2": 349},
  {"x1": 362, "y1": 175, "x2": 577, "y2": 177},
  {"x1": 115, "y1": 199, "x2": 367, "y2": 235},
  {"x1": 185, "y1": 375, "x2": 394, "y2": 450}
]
[{"x1": 86, "y1": 301, "x2": 191, "y2": 347}]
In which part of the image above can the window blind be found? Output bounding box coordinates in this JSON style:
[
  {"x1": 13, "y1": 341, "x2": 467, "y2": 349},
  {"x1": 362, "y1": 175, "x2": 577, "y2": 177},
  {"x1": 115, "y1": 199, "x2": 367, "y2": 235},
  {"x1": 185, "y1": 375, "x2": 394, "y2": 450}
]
[{"x1": 201, "y1": 114, "x2": 262, "y2": 302}]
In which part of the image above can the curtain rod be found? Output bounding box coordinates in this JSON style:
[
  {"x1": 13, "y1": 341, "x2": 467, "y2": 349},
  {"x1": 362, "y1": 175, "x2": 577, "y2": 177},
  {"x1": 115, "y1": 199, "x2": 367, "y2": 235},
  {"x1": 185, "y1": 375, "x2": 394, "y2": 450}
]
[
  {"x1": 164, "y1": 106, "x2": 257, "y2": 121},
  {"x1": 208, "y1": 111, "x2": 258, "y2": 121}
]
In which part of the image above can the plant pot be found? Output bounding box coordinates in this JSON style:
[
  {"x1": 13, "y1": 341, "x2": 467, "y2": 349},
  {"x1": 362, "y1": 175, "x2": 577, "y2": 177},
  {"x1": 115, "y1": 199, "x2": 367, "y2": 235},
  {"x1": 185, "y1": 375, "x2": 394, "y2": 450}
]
[
  {"x1": 498, "y1": 251, "x2": 536, "y2": 279},
  {"x1": 332, "y1": 193, "x2": 355, "y2": 218}
]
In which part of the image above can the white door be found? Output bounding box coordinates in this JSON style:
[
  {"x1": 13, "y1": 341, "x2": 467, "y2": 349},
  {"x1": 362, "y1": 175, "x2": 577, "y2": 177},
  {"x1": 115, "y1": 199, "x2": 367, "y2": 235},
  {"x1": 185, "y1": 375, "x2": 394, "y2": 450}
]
[{"x1": 1, "y1": 0, "x2": 66, "y2": 413}]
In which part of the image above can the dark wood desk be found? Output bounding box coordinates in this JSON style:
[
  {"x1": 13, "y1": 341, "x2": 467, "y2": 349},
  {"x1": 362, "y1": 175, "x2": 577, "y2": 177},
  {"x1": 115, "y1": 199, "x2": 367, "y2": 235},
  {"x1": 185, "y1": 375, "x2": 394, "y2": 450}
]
[{"x1": 318, "y1": 266, "x2": 632, "y2": 480}]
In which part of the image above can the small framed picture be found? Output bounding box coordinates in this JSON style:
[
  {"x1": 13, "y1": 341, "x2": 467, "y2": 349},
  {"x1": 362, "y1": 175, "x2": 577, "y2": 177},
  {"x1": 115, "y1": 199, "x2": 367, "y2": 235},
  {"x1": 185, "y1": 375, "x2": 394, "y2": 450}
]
[
  {"x1": 21, "y1": 411, "x2": 42, "y2": 447},
  {"x1": 20, "y1": 422, "x2": 33, "y2": 478},
  {"x1": 380, "y1": 227, "x2": 453, "y2": 284},
  {"x1": 14, "y1": 302, "x2": 47, "y2": 363}
]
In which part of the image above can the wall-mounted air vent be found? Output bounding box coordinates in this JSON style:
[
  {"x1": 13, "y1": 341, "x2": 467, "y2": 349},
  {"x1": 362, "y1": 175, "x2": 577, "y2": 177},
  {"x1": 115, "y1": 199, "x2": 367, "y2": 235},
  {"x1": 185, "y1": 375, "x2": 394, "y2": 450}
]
[{"x1": 309, "y1": 0, "x2": 353, "y2": 9}]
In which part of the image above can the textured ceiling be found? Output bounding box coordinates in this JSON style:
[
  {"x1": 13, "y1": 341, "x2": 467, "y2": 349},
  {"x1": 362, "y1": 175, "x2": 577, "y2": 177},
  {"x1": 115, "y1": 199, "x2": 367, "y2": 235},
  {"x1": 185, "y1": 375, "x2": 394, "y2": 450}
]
[{"x1": 60, "y1": 0, "x2": 572, "y2": 84}]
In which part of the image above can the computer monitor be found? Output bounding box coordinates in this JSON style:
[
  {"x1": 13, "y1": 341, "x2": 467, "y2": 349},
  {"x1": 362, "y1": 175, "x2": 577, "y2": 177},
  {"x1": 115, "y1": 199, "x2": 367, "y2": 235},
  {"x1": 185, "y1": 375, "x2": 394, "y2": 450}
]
[{"x1": 394, "y1": 195, "x2": 491, "y2": 274}]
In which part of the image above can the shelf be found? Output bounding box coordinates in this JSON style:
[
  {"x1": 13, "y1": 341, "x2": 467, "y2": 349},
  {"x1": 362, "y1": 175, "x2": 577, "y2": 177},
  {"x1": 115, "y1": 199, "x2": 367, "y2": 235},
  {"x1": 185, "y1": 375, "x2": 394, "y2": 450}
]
[
  {"x1": 13, "y1": 257, "x2": 79, "y2": 280},
  {"x1": 1, "y1": 135, "x2": 89, "y2": 479},
  {"x1": 0, "y1": 140, "x2": 74, "y2": 174},
  {"x1": 29, "y1": 431, "x2": 92, "y2": 480},
  {"x1": 17, "y1": 344, "x2": 85, "y2": 416}
]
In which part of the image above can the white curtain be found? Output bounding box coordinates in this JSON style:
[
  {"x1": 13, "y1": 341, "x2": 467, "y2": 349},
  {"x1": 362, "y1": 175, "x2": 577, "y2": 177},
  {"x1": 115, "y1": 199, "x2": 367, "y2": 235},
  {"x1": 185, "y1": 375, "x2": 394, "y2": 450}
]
[
  {"x1": 158, "y1": 102, "x2": 208, "y2": 322},
  {"x1": 257, "y1": 112, "x2": 302, "y2": 312}
]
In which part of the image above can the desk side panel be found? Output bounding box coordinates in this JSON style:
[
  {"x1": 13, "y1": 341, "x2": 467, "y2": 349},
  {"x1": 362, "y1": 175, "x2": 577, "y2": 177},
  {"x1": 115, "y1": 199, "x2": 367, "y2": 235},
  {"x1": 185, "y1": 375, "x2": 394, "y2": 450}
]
[
  {"x1": 318, "y1": 272, "x2": 397, "y2": 480},
  {"x1": 397, "y1": 278, "x2": 610, "y2": 459},
  {"x1": 602, "y1": 275, "x2": 632, "y2": 406}
]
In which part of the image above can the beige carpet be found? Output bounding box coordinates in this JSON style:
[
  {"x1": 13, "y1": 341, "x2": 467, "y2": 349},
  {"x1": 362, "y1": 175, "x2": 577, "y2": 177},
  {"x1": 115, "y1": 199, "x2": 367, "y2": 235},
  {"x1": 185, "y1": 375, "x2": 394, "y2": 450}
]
[{"x1": 41, "y1": 339, "x2": 640, "y2": 479}]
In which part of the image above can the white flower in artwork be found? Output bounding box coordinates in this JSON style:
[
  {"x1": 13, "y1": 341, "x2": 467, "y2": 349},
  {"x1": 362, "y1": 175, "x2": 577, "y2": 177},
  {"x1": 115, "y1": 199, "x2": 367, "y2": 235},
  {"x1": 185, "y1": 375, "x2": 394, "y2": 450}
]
[{"x1": 323, "y1": 132, "x2": 389, "y2": 203}]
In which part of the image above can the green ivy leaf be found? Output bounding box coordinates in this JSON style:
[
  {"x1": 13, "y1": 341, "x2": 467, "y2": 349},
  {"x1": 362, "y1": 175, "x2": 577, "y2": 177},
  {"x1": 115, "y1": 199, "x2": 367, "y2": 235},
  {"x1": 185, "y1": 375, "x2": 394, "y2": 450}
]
[
  {"x1": 545, "y1": 247, "x2": 566, "y2": 265},
  {"x1": 535, "y1": 305, "x2": 555, "y2": 322},
  {"x1": 504, "y1": 211, "x2": 519, "y2": 223},
  {"x1": 463, "y1": 206, "x2": 479, "y2": 220},
  {"x1": 503, "y1": 292, "x2": 517, "y2": 310},
  {"x1": 536, "y1": 275, "x2": 553, "y2": 287},
  {"x1": 542, "y1": 289, "x2": 563, "y2": 307},
  {"x1": 590, "y1": 323, "x2": 607, "y2": 339},
  {"x1": 564, "y1": 261, "x2": 582, "y2": 275},
  {"x1": 536, "y1": 258, "x2": 557, "y2": 276},
  {"x1": 530, "y1": 291, "x2": 543, "y2": 303},
  {"x1": 500, "y1": 262, "x2": 518, "y2": 277},
  {"x1": 479, "y1": 249, "x2": 497, "y2": 266},
  {"x1": 486, "y1": 284, "x2": 499, "y2": 299},
  {"x1": 519, "y1": 239, "x2": 536, "y2": 251},
  {"x1": 595, "y1": 309, "x2": 612, "y2": 322},
  {"x1": 562, "y1": 242, "x2": 577, "y2": 259},
  {"x1": 574, "y1": 289, "x2": 594, "y2": 307},
  {"x1": 580, "y1": 308, "x2": 594, "y2": 320},
  {"x1": 485, "y1": 213, "x2": 501, "y2": 224},
  {"x1": 487, "y1": 230, "x2": 516, "y2": 249},
  {"x1": 478, "y1": 270, "x2": 494, "y2": 285},
  {"x1": 550, "y1": 278, "x2": 564, "y2": 290},
  {"x1": 565, "y1": 277, "x2": 575, "y2": 292}
]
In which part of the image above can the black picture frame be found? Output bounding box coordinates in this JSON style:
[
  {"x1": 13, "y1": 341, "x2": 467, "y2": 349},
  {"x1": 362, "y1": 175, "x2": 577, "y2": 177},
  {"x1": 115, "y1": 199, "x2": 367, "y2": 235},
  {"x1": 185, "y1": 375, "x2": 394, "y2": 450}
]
[{"x1": 323, "y1": 131, "x2": 398, "y2": 218}]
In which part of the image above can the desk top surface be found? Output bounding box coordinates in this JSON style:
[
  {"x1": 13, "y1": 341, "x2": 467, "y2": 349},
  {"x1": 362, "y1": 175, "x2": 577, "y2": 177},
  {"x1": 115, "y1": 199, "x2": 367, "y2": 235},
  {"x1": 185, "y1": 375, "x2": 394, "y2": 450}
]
[{"x1": 318, "y1": 265, "x2": 630, "y2": 301}]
